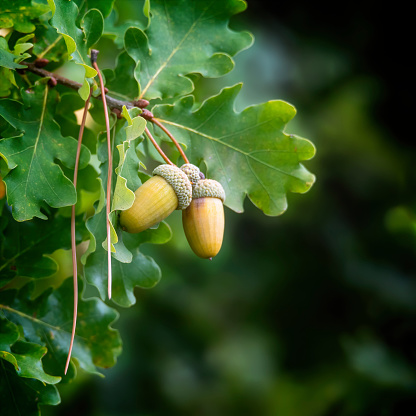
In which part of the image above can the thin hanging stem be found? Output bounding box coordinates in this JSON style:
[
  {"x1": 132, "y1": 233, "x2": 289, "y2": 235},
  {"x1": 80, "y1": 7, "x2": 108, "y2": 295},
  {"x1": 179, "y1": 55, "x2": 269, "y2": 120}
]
[
  {"x1": 91, "y1": 50, "x2": 113, "y2": 300},
  {"x1": 64, "y1": 88, "x2": 92, "y2": 376},
  {"x1": 144, "y1": 126, "x2": 174, "y2": 165},
  {"x1": 151, "y1": 118, "x2": 189, "y2": 164}
]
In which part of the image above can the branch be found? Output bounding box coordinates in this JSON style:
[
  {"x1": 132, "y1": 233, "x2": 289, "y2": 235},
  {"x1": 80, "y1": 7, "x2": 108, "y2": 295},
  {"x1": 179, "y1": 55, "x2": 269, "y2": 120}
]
[{"x1": 21, "y1": 61, "x2": 149, "y2": 111}]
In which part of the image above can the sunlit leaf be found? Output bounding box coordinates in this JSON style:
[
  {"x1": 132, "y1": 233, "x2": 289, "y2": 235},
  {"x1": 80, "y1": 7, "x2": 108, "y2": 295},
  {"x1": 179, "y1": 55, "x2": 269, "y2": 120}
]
[
  {"x1": 124, "y1": 0, "x2": 253, "y2": 100},
  {"x1": 0, "y1": 82, "x2": 90, "y2": 221},
  {"x1": 153, "y1": 84, "x2": 316, "y2": 215}
]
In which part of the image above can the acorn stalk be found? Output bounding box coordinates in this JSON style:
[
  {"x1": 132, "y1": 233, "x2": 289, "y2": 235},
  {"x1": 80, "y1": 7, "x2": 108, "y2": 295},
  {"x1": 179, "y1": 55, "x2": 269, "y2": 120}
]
[
  {"x1": 182, "y1": 179, "x2": 225, "y2": 259},
  {"x1": 120, "y1": 164, "x2": 192, "y2": 233}
]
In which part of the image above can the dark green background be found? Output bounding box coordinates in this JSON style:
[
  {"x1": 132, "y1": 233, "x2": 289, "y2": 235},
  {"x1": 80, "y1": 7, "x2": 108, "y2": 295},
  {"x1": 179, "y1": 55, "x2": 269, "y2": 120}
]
[{"x1": 45, "y1": 1, "x2": 416, "y2": 415}]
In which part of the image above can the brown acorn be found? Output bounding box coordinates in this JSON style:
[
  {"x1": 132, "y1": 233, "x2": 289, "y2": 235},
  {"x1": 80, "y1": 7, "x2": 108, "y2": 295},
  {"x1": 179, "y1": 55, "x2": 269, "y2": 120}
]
[
  {"x1": 120, "y1": 164, "x2": 192, "y2": 233},
  {"x1": 182, "y1": 179, "x2": 226, "y2": 259}
]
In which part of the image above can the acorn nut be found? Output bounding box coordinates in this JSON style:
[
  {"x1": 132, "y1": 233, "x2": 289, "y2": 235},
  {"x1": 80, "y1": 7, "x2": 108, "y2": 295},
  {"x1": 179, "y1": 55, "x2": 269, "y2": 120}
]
[
  {"x1": 119, "y1": 164, "x2": 192, "y2": 233},
  {"x1": 182, "y1": 179, "x2": 225, "y2": 259}
]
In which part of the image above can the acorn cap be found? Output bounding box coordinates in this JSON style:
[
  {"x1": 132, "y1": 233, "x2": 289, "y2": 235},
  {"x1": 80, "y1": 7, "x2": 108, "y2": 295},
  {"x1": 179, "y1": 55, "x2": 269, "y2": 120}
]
[
  {"x1": 180, "y1": 163, "x2": 201, "y2": 185},
  {"x1": 153, "y1": 164, "x2": 192, "y2": 209},
  {"x1": 192, "y1": 179, "x2": 225, "y2": 202}
]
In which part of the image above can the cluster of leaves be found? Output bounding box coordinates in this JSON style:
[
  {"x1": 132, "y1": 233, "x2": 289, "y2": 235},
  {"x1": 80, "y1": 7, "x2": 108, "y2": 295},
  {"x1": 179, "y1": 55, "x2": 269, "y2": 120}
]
[{"x1": 0, "y1": 0, "x2": 315, "y2": 414}]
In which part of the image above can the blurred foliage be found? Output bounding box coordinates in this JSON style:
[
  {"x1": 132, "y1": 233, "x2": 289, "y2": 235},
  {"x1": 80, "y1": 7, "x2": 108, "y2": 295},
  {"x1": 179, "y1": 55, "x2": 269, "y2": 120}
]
[{"x1": 42, "y1": 1, "x2": 415, "y2": 415}]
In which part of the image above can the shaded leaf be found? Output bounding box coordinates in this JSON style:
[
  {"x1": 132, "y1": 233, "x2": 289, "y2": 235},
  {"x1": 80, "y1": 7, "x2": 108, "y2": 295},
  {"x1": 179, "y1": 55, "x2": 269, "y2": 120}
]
[
  {"x1": 153, "y1": 84, "x2": 316, "y2": 215},
  {"x1": 0, "y1": 0, "x2": 50, "y2": 33},
  {"x1": 0, "y1": 279, "x2": 122, "y2": 378},
  {"x1": 0, "y1": 37, "x2": 30, "y2": 70},
  {"x1": 103, "y1": 3, "x2": 149, "y2": 49},
  {"x1": 0, "y1": 82, "x2": 90, "y2": 221},
  {"x1": 124, "y1": 0, "x2": 253, "y2": 100},
  {"x1": 0, "y1": 205, "x2": 74, "y2": 286},
  {"x1": 82, "y1": 8, "x2": 104, "y2": 49},
  {"x1": 102, "y1": 50, "x2": 139, "y2": 101},
  {"x1": 85, "y1": 221, "x2": 172, "y2": 307},
  {"x1": 32, "y1": 25, "x2": 66, "y2": 62},
  {"x1": 0, "y1": 360, "x2": 60, "y2": 416},
  {"x1": 75, "y1": 0, "x2": 116, "y2": 19},
  {"x1": 0, "y1": 317, "x2": 61, "y2": 384}
]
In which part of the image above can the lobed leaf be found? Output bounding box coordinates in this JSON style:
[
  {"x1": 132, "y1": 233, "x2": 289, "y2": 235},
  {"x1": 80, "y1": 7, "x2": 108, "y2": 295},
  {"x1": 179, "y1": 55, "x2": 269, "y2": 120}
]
[
  {"x1": 0, "y1": 82, "x2": 90, "y2": 221},
  {"x1": 47, "y1": 0, "x2": 104, "y2": 97},
  {"x1": 0, "y1": 0, "x2": 50, "y2": 33},
  {"x1": 0, "y1": 317, "x2": 61, "y2": 384},
  {"x1": 0, "y1": 279, "x2": 122, "y2": 378},
  {"x1": 103, "y1": 1, "x2": 150, "y2": 48},
  {"x1": 0, "y1": 360, "x2": 60, "y2": 416},
  {"x1": 0, "y1": 205, "x2": 73, "y2": 286},
  {"x1": 125, "y1": 0, "x2": 253, "y2": 100},
  {"x1": 153, "y1": 84, "x2": 316, "y2": 215}
]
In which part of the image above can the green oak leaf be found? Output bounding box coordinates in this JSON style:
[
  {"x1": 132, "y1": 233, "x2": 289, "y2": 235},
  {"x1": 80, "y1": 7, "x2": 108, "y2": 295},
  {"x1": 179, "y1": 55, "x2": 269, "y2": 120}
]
[
  {"x1": 0, "y1": 360, "x2": 60, "y2": 416},
  {"x1": 152, "y1": 84, "x2": 316, "y2": 215},
  {"x1": 85, "y1": 220, "x2": 172, "y2": 307},
  {"x1": 54, "y1": 91, "x2": 98, "y2": 153},
  {"x1": 75, "y1": 0, "x2": 116, "y2": 19},
  {"x1": 124, "y1": 0, "x2": 253, "y2": 100},
  {"x1": 0, "y1": 317, "x2": 61, "y2": 384},
  {"x1": 0, "y1": 279, "x2": 122, "y2": 378},
  {"x1": 103, "y1": 2, "x2": 150, "y2": 48},
  {"x1": 32, "y1": 25, "x2": 65, "y2": 62},
  {"x1": 102, "y1": 50, "x2": 139, "y2": 101},
  {"x1": 0, "y1": 82, "x2": 90, "y2": 221},
  {"x1": 47, "y1": 0, "x2": 104, "y2": 97},
  {"x1": 0, "y1": 205, "x2": 74, "y2": 286},
  {"x1": 0, "y1": 37, "x2": 30, "y2": 70},
  {"x1": 82, "y1": 8, "x2": 104, "y2": 49},
  {"x1": 0, "y1": 35, "x2": 34, "y2": 96},
  {"x1": 0, "y1": 0, "x2": 50, "y2": 33}
]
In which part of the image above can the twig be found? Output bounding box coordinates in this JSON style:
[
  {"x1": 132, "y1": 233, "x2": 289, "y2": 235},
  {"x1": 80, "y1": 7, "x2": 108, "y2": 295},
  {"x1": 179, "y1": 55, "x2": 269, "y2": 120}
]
[
  {"x1": 91, "y1": 50, "x2": 114, "y2": 300},
  {"x1": 65, "y1": 87, "x2": 93, "y2": 376},
  {"x1": 21, "y1": 61, "x2": 149, "y2": 111}
]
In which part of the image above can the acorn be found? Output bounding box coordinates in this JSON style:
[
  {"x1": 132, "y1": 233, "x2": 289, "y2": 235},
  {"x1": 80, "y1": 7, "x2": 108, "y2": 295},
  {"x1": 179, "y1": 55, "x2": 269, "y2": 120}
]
[
  {"x1": 120, "y1": 164, "x2": 192, "y2": 233},
  {"x1": 182, "y1": 179, "x2": 226, "y2": 259}
]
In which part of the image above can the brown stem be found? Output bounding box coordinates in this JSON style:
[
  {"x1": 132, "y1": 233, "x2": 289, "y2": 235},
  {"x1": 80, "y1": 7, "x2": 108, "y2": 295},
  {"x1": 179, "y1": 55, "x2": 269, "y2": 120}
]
[
  {"x1": 21, "y1": 61, "x2": 149, "y2": 111},
  {"x1": 91, "y1": 51, "x2": 113, "y2": 300},
  {"x1": 151, "y1": 118, "x2": 189, "y2": 164},
  {"x1": 144, "y1": 126, "x2": 174, "y2": 165},
  {"x1": 65, "y1": 87, "x2": 92, "y2": 376}
]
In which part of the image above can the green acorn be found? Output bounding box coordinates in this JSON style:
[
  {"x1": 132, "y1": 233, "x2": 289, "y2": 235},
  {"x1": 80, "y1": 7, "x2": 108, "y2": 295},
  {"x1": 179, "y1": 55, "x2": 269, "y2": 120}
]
[
  {"x1": 120, "y1": 164, "x2": 192, "y2": 233},
  {"x1": 182, "y1": 179, "x2": 225, "y2": 259}
]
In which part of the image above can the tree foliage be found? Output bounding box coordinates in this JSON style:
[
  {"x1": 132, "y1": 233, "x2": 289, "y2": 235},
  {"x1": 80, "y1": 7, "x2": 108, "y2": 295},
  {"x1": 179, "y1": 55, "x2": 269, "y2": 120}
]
[{"x1": 0, "y1": 0, "x2": 315, "y2": 413}]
